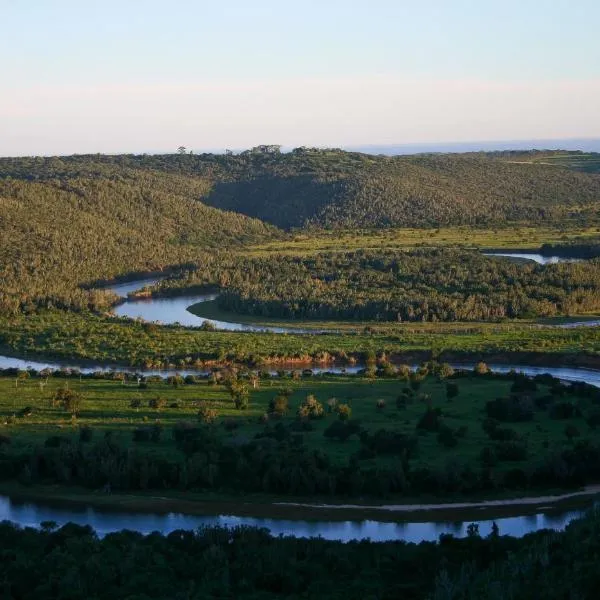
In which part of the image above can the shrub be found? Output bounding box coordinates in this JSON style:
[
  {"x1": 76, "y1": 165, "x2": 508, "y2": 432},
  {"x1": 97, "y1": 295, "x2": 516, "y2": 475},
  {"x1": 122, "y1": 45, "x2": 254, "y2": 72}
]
[
  {"x1": 197, "y1": 402, "x2": 217, "y2": 424},
  {"x1": 130, "y1": 398, "x2": 142, "y2": 410},
  {"x1": 298, "y1": 395, "x2": 324, "y2": 419},
  {"x1": 149, "y1": 396, "x2": 168, "y2": 410},
  {"x1": 52, "y1": 387, "x2": 82, "y2": 414},
  {"x1": 336, "y1": 403, "x2": 352, "y2": 421},
  {"x1": 474, "y1": 362, "x2": 489, "y2": 375},
  {"x1": 268, "y1": 394, "x2": 289, "y2": 417}
]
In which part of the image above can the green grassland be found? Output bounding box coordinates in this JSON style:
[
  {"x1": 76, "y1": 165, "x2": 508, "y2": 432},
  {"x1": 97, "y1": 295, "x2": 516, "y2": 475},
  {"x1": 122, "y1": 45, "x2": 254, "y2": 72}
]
[
  {"x1": 248, "y1": 225, "x2": 600, "y2": 257},
  {"x1": 0, "y1": 372, "x2": 596, "y2": 476}
]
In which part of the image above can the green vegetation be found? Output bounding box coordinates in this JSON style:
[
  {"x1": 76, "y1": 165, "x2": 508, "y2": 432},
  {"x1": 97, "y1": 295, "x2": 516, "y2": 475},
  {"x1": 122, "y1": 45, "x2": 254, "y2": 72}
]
[
  {"x1": 0, "y1": 164, "x2": 277, "y2": 315},
  {"x1": 4, "y1": 308, "x2": 600, "y2": 368},
  {"x1": 1, "y1": 509, "x2": 600, "y2": 599},
  {"x1": 1, "y1": 367, "x2": 600, "y2": 499},
  {"x1": 175, "y1": 249, "x2": 600, "y2": 321}
]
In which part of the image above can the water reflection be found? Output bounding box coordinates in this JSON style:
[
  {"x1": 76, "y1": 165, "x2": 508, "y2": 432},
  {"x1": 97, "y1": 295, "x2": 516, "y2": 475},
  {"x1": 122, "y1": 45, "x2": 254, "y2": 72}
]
[
  {"x1": 483, "y1": 252, "x2": 579, "y2": 265},
  {"x1": 0, "y1": 495, "x2": 591, "y2": 542}
]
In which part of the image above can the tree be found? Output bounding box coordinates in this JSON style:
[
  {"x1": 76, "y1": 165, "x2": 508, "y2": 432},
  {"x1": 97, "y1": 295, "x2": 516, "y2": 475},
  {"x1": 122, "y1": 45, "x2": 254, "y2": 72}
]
[
  {"x1": 336, "y1": 403, "x2": 352, "y2": 421},
  {"x1": 52, "y1": 387, "x2": 82, "y2": 415},
  {"x1": 198, "y1": 402, "x2": 217, "y2": 424},
  {"x1": 474, "y1": 362, "x2": 489, "y2": 375},
  {"x1": 438, "y1": 363, "x2": 455, "y2": 380},
  {"x1": 268, "y1": 394, "x2": 288, "y2": 417},
  {"x1": 298, "y1": 395, "x2": 324, "y2": 419},
  {"x1": 177, "y1": 146, "x2": 187, "y2": 154},
  {"x1": 229, "y1": 381, "x2": 250, "y2": 410}
]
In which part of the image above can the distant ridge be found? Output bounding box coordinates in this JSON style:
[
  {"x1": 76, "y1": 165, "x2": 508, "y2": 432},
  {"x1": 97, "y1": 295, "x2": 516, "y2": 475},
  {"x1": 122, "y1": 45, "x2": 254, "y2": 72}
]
[{"x1": 348, "y1": 138, "x2": 600, "y2": 156}]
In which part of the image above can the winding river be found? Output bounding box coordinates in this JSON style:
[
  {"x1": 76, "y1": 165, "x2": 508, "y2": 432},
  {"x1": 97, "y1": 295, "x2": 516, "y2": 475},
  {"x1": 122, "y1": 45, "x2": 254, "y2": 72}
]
[{"x1": 1, "y1": 255, "x2": 599, "y2": 541}]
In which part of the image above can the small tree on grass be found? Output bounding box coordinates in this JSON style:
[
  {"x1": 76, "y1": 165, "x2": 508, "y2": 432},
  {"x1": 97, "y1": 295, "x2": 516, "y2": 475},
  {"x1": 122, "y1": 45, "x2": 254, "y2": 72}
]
[
  {"x1": 336, "y1": 403, "x2": 352, "y2": 421},
  {"x1": 198, "y1": 402, "x2": 217, "y2": 424},
  {"x1": 53, "y1": 387, "x2": 82, "y2": 415},
  {"x1": 149, "y1": 396, "x2": 167, "y2": 411},
  {"x1": 474, "y1": 362, "x2": 489, "y2": 375},
  {"x1": 229, "y1": 381, "x2": 250, "y2": 410},
  {"x1": 298, "y1": 394, "x2": 324, "y2": 419},
  {"x1": 268, "y1": 394, "x2": 289, "y2": 418},
  {"x1": 437, "y1": 363, "x2": 455, "y2": 380}
]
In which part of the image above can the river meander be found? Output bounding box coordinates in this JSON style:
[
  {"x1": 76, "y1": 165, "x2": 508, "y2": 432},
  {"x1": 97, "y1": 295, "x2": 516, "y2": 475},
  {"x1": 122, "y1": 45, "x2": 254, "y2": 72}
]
[{"x1": 1, "y1": 258, "x2": 599, "y2": 541}]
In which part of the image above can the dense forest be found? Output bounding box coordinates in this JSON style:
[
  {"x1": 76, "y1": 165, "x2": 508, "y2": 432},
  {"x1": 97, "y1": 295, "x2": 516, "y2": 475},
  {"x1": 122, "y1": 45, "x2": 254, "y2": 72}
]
[
  {"x1": 0, "y1": 167, "x2": 276, "y2": 315},
  {"x1": 0, "y1": 506, "x2": 600, "y2": 598},
  {"x1": 2, "y1": 149, "x2": 600, "y2": 232},
  {"x1": 152, "y1": 249, "x2": 600, "y2": 321},
  {"x1": 2, "y1": 149, "x2": 600, "y2": 318}
]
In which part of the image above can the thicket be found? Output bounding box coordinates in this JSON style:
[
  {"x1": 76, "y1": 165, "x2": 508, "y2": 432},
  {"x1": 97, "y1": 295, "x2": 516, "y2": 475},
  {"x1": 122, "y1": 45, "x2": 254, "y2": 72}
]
[{"x1": 158, "y1": 248, "x2": 600, "y2": 321}]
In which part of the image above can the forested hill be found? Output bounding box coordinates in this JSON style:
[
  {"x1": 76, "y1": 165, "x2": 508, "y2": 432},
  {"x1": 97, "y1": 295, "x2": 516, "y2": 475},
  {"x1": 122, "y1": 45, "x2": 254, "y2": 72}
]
[
  {"x1": 3, "y1": 148, "x2": 598, "y2": 230},
  {"x1": 0, "y1": 166, "x2": 277, "y2": 314}
]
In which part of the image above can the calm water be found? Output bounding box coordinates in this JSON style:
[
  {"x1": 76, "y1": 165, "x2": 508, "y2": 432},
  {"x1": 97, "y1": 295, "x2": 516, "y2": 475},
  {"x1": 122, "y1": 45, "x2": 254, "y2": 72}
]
[
  {"x1": 483, "y1": 252, "x2": 580, "y2": 265},
  {"x1": 0, "y1": 494, "x2": 591, "y2": 542}
]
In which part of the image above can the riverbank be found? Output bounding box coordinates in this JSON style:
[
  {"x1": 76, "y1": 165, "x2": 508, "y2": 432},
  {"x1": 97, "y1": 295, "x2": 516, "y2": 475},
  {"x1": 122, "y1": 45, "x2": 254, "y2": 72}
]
[{"x1": 1, "y1": 483, "x2": 598, "y2": 524}]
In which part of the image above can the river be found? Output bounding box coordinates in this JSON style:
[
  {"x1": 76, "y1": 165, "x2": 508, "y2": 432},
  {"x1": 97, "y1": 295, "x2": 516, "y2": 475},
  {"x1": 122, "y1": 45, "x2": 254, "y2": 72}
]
[
  {"x1": 0, "y1": 262, "x2": 598, "y2": 541},
  {"x1": 0, "y1": 494, "x2": 592, "y2": 542}
]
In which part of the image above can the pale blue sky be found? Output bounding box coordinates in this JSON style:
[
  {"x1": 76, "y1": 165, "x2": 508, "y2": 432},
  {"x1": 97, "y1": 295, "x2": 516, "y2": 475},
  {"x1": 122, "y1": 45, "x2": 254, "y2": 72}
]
[{"x1": 2, "y1": 0, "x2": 599, "y2": 155}]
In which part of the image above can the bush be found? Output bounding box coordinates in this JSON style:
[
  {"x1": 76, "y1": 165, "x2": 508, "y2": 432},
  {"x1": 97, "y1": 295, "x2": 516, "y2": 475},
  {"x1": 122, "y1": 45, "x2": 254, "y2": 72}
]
[
  {"x1": 149, "y1": 397, "x2": 167, "y2": 410},
  {"x1": 197, "y1": 402, "x2": 217, "y2": 424},
  {"x1": 53, "y1": 387, "x2": 82, "y2": 414},
  {"x1": 268, "y1": 394, "x2": 289, "y2": 417},
  {"x1": 298, "y1": 395, "x2": 324, "y2": 419},
  {"x1": 474, "y1": 362, "x2": 489, "y2": 375},
  {"x1": 130, "y1": 398, "x2": 142, "y2": 410},
  {"x1": 336, "y1": 403, "x2": 352, "y2": 421}
]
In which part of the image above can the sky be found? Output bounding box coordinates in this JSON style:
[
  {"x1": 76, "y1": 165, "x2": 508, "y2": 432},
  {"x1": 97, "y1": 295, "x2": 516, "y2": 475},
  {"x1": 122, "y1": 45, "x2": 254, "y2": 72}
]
[{"x1": 1, "y1": 0, "x2": 599, "y2": 156}]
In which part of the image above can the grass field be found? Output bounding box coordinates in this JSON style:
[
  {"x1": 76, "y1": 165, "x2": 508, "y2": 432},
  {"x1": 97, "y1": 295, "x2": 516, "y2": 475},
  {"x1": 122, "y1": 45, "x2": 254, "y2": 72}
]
[
  {"x1": 1, "y1": 372, "x2": 596, "y2": 476},
  {"x1": 248, "y1": 226, "x2": 600, "y2": 257}
]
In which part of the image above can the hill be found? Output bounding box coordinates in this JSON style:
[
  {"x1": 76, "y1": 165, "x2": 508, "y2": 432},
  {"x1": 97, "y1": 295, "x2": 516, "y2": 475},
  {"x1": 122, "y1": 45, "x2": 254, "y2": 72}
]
[
  {"x1": 4, "y1": 148, "x2": 598, "y2": 230},
  {"x1": 0, "y1": 163, "x2": 277, "y2": 314}
]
